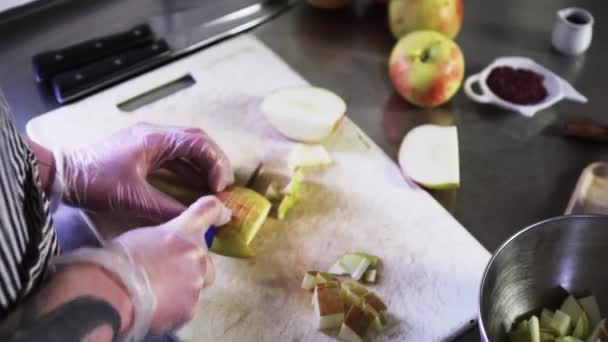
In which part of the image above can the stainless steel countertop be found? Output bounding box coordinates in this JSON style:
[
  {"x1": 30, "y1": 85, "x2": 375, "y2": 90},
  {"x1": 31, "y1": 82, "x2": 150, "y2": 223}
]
[{"x1": 1, "y1": 1, "x2": 607, "y2": 340}]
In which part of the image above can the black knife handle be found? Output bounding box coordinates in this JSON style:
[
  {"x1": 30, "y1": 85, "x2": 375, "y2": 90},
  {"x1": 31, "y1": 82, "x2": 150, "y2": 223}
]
[
  {"x1": 52, "y1": 40, "x2": 170, "y2": 103},
  {"x1": 33, "y1": 24, "x2": 154, "y2": 82}
]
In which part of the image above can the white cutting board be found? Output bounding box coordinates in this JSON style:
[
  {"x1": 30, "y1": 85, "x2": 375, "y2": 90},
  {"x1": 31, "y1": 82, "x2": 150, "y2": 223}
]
[{"x1": 27, "y1": 35, "x2": 490, "y2": 341}]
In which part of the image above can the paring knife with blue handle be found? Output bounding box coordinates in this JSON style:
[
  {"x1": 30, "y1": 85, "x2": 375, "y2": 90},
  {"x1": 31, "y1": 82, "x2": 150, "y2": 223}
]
[{"x1": 34, "y1": 0, "x2": 297, "y2": 104}]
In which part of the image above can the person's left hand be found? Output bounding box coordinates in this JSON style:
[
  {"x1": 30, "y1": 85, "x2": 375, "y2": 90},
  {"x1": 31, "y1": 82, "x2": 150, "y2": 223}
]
[{"x1": 57, "y1": 122, "x2": 234, "y2": 221}]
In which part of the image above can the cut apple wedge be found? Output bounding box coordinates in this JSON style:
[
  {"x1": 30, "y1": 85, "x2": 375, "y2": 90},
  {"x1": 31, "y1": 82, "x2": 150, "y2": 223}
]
[
  {"x1": 210, "y1": 187, "x2": 271, "y2": 257},
  {"x1": 302, "y1": 271, "x2": 320, "y2": 291},
  {"x1": 287, "y1": 144, "x2": 333, "y2": 169},
  {"x1": 261, "y1": 86, "x2": 346, "y2": 143},
  {"x1": 398, "y1": 124, "x2": 459, "y2": 189}
]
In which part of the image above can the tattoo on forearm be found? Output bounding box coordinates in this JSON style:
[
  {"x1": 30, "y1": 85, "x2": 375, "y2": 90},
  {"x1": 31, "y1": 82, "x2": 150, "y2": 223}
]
[{"x1": 3, "y1": 296, "x2": 121, "y2": 342}]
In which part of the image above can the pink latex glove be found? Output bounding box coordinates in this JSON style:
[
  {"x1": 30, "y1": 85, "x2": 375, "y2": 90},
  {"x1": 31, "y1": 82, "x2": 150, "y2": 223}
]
[
  {"x1": 109, "y1": 196, "x2": 232, "y2": 334},
  {"x1": 58, "y1": 122, "x2": 234, "y2": 221}
]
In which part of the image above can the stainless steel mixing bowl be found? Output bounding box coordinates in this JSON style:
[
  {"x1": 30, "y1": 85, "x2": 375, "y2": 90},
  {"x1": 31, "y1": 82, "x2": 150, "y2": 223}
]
[{"x1": 479, "y1": 215, "x2": 608, "y2": 341}]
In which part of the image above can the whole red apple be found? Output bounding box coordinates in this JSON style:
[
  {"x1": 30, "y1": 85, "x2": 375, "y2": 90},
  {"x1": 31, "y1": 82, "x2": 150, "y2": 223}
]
[
  {"x1": 389, "y1": 0, "x2": 464, "y2": 39},
  {"x1": 388, "y1": 30, "x2": 464, "y2": 108}
]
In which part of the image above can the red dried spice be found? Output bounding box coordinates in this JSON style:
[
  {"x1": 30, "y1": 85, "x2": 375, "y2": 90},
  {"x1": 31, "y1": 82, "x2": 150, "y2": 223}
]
[{"x1": 486, "y1": 66, "x2": 548, "y2": 105}]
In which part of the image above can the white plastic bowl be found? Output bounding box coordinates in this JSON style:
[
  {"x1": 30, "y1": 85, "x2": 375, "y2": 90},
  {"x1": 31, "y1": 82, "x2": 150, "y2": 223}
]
[{"x1": 464, "y1": 56, "x2": 587, "y2": 117}]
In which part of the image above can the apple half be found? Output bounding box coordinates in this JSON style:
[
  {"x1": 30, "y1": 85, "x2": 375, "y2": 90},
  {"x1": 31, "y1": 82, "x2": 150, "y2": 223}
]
[
  {"x1": 210, "y1": 187, "x2": 271, "y2": 258},
  {"x1": 261, "y1": 86, "x2": 346, "y2": 143},
  {"x1": 398, "y1": 124, "x2": 459, "y2": 189}
]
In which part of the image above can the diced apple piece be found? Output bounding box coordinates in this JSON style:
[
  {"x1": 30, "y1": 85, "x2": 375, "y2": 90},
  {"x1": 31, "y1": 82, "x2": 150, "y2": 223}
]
[
  {"x1": 261, "y1": 86, "x2": 346, "y2": 143},
  {"x1": 340, "y1": 288, "x2": 354, "y2": 312},
  {"x1": 264, "y1": 182, "x2": 281, "y2": 201},
  {"x1": 328, "y1": 260, "x2": 349, "y2": 276},
  {"x1": 314, "y1": 285, "x2": 345, "y2": 330},
  {"x1": 509, "y1": 329, "x2": 529, "y2": 342},
  {"x1": 587, "y1": 319, "x2": 607, "y2": 342},
  {"x1": 338, "y1": 305, "x2": 374, "y2": 342},
  {"x1": 353, "y1": 252, "x2": 380, "y2": 267},
  {"x1": 579, "y1": 296, "x2": 602, "y2": 328},
  {"x1": 573, "y1": 313, "x2": 589, "y2": 339},
  {"x1": 350, "y1": 258, "x2": 371, "y2": 281},
  {"x1": 302, "y1": 271, "x2": 319, "y2": 291},
  {"x1": 277, "y1": 194, "x2": 297, "y2": 220},
  {"x1": 287, "y1": 144, "x2": 332, "y2": 169},
  {"x1": 339, "y1": 254, "x2": 365, "y2": 274},
  {"x1": 540, "y1": 331, "x2": 555, "y2": 342},
  {"x1": 339, "y1": 254, "x2": 373, "y2": 280},
  {"x1": 341, "y1": 281, "x2": 369, "y2": 294},
  {"x1": 316, "y1": 272, "x2": 337, "y2": 284},
  {"x1": 363, "y1": 269, "x2": 377, "y2": 283},
  {"x1": 562, "y1": 295, "x2": 586, "y2": 328},
  {"x1": 551, "y1": 310, "x2": 572, "y2": 337},
  {"x1": 363, "y1": 293, "x2": 387, "y2": 314},
  {"x1": 517, "y1": 320, "x2": 529, "y2": 332},
  {"x1": 276, "y1": 169, "x2": 304, "y2": 220},
  {"x1": 362, "y1": 292, "x2": 389, "y2": 331},
  {"x1": 541, "y1": 309, "x2": 555, "y2": 329},
  {"x1": 529, "y1": 316, "x2": 541, "y2": 342}
]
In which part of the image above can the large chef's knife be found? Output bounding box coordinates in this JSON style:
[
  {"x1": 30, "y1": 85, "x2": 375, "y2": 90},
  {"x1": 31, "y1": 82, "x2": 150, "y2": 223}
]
[{"x1": 34, "y1": 0, "x2": 297, "y2": 104}]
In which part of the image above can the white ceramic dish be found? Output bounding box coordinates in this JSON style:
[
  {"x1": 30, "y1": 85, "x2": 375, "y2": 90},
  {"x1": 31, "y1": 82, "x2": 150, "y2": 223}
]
[{"x1": 464, "y1": 56, "x2": 587, "y2": 117}]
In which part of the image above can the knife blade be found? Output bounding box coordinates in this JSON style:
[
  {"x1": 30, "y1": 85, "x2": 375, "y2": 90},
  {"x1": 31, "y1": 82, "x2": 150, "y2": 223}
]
[
  {"x1": 47, "y1": 0, "x2": 297, "y2": 104},
  {"x1": 32, "y1": 24, "x2": 155, "y2": 83}
]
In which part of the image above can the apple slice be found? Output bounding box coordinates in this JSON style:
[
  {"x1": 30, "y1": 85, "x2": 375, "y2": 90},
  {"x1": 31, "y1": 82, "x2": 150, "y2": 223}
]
[
  {"x1": 287, "y1": 144, "x2": 333, "y2": 169},
  {"x1": 261, "y1": 86, "x2": 346, "y2": 143},
  {"x1": 313, "y1": 284, "x2": 345, "y2": 330},
  {"x1": 338, "y1": 304, "x2": 374, "y2": 342},
  {"x1": 398, "y1": 124, "x2": 459, "y2": 189}
]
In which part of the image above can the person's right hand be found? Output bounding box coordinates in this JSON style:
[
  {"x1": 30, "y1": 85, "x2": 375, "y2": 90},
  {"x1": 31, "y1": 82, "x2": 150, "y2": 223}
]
[{"x1": 109, "y1": 196, "x2": 231, "y2": 334}]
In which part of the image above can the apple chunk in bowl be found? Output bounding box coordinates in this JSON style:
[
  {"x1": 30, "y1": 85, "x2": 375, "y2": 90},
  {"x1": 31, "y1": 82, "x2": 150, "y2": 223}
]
[{"x1": 479, "y1": 215, "x2": 608, "y2": 342}]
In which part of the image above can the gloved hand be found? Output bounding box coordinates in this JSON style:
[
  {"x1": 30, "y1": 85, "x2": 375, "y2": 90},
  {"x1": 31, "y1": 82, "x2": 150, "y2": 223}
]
[
  {"x1": 109, "y1": 196, "x2": 232, "y2": 334},
  {"x1": 57, "y1": 122, "x2": 234, "y2": 221}
]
